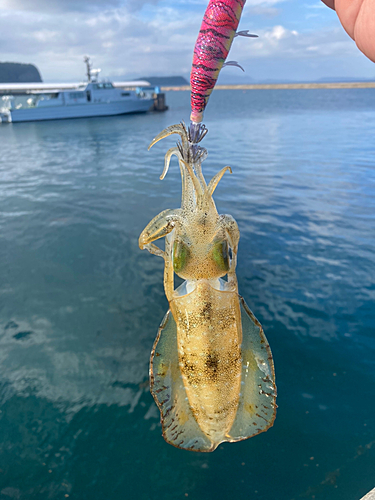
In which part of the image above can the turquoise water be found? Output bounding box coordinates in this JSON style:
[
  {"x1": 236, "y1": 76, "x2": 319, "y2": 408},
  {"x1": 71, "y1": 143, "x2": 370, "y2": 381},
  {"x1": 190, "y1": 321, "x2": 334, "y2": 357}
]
[{"x1": 0, "y1": 89, "x2": 374, "y2": 499}]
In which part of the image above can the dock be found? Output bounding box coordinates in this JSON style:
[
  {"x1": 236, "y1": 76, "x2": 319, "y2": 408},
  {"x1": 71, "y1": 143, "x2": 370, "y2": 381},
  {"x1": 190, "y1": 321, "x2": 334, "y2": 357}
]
[{"x1": 361, "y1": 487, "x2": 375, "y2": 500}]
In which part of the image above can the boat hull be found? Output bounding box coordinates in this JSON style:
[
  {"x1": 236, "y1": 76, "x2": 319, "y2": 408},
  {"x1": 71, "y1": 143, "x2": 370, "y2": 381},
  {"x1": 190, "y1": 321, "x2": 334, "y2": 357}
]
[{"x1": 9, "y1": 98, "x2": 153, "y2": 123}]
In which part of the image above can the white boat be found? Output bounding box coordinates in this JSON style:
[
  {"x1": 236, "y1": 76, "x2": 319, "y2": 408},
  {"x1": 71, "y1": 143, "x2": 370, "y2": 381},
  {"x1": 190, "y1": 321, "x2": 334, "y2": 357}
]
[{"x1": 0, "y1": 57, "x2": 155, "y2": 123}]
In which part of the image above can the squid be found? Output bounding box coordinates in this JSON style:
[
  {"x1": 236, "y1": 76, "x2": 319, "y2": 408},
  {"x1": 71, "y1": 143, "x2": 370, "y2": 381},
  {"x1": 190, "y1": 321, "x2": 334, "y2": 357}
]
[{"x1": 139, "y1": 0, "x2": 276, "y2": 452}]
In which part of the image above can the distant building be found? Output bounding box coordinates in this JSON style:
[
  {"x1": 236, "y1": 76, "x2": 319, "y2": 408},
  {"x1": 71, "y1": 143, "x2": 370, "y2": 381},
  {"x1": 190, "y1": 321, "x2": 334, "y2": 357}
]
[
  {"x1": 140, "y1": 76, "x2": 188, "y2": 87},
  {"x1": 0, "y1": 62, "x2": 42, "y2": 83}
]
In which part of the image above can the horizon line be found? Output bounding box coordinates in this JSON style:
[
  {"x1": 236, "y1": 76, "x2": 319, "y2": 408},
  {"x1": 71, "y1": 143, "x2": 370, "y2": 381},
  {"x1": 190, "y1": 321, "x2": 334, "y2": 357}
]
[{"x1": 161, "y1": 82, "x2": 375, "y2": 91}]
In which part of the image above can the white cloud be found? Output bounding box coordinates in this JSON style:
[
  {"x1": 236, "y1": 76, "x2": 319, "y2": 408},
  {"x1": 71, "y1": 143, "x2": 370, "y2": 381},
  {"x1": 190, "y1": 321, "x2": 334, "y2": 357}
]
[
  {"x1": 32, "y1": 29, "x2": 58, "y2": 43},
  {"x1": 0, "y1": 4, "x2": 203, "y2": 81},
  {"x1": 242, "y1": 0, "x2": 286, "y2": 16},
  {"x1": 0, "y1": 0, "x2": 159, "y2": 13},
  {"x1": 245, "y1": 0, "x2": 285, "y2": 5},
  {"x1": 0, "y1": 2, "x2": 373, "y2": 83},
  {"x1": 268, "y1": 25, "x2": 293, "y2": 40},
  {"x1": 232, "y1": 24, "x2": 357, "y2": 60}
]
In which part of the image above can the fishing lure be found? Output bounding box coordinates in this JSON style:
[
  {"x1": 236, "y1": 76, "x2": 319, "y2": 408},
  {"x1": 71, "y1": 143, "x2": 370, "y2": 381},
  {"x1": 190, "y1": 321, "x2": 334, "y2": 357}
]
[
  {"x1": 190, "y1": 0, "x2": 257, "y2": 124},
  {"x1": 139, "y1": 0, "x2": 276, "y2": 452}
]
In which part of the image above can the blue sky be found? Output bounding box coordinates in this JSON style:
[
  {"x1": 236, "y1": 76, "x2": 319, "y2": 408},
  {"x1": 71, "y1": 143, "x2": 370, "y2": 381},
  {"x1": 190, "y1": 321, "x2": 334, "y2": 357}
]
[{"x1": 0, "y1": 0, "x2": 374, "y2": 83}]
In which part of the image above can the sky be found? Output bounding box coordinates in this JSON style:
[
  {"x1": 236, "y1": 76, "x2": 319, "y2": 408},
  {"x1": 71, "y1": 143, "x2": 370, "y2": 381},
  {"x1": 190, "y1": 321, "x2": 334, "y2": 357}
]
[{"x1": 0, "y1": 0, "x2": 374, "y2": 83}]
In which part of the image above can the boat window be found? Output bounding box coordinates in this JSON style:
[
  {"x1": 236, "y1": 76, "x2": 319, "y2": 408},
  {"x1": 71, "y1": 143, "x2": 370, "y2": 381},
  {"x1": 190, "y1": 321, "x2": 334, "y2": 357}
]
[
  {"x1": 69, "y1": 92, "x2": 85, "y2": 99},
  {"x1": 121, "y1": 92, "x2": 130, "y2": 96},
  {"x1": 92, "y1": 83, "x2": 113, "y2": 90}
]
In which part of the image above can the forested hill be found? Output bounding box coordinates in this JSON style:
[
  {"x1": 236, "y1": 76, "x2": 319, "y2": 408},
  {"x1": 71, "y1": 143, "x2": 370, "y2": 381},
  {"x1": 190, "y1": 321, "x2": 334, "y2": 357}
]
[{"x1": 0, "y1": 62, "x2": 42, "y2": 83}]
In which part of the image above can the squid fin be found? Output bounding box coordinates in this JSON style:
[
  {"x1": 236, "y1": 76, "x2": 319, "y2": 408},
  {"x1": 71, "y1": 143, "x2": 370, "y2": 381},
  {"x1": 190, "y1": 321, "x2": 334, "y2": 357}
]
[
  {"x1": 150, "y1": 310, "x2": 214, "y2": 452},
  {"x1": 227, "y1": 296, "x2": 277, "y2": 441}
]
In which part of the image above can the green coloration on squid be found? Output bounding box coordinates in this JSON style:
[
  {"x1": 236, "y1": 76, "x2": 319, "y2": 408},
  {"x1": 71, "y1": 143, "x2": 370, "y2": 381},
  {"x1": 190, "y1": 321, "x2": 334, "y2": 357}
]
[
  {"x1": 212, "y1": 240, "x2": 230, "y2": 272},
  {"x1": 173, "y1": 240, "x2": 191, "y2": 275}
]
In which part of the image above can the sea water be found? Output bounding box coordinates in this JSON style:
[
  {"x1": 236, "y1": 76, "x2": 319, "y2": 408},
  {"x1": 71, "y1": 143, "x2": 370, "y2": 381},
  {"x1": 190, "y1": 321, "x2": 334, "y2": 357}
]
[{"x1": 0, "y1": 89, "x2": 374, "y2": 500}]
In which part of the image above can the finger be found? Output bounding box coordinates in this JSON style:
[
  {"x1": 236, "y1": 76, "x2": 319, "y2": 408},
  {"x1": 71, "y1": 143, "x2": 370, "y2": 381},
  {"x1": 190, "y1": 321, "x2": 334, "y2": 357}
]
[
  {"x1": 353, "y1": 0, "x2": 375, "y2": 62},
  {"x1": 322, "y1": 0, "x2": 375, "y2": 63},
  {"x1": 335, "y1": 0, "x2": 364, "y2": 39}
]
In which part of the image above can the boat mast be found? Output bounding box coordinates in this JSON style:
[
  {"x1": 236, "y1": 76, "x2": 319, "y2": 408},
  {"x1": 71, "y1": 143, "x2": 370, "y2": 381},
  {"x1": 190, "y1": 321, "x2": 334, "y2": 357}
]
[{"x1": 84, "y1": 56, "x2": 92, "y2": 82}]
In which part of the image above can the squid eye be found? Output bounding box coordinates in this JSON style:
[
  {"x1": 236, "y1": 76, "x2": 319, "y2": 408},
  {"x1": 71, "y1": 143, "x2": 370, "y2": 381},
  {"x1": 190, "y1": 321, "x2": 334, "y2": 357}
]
[
  {"x1": 212, "y1": 240, "x2": 230, "y2": 272},
  {"x1": 173, "y1": 240, "x2": 191, "y2": 274}
]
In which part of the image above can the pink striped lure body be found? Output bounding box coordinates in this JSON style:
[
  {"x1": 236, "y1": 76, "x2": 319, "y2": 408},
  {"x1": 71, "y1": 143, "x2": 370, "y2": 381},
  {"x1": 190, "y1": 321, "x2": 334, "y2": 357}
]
[{"x1": 190, "y1": 0, "x2": 246, "y2": 123}]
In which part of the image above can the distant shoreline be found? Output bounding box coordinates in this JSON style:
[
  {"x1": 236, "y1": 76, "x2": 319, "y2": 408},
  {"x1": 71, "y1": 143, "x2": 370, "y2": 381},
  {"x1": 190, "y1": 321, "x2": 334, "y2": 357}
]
[{"x1": 161, "y1": 82, "x2": 375, "y2": 91}]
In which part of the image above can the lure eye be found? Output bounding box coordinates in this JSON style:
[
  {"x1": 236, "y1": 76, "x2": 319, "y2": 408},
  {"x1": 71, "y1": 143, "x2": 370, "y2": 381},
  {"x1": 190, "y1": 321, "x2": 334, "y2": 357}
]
[
  {"x1": 173, "y1": 240, "x2": 191, "y2": 274},
  {"x1": 212, "y1": 240, "x2": 230, "y2": 272}
]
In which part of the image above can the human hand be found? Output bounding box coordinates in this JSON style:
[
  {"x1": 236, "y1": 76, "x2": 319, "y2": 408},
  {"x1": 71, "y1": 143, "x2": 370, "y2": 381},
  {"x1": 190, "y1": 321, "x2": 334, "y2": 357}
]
[{"x1": 321, "y1": 0, "x2": 375, "y2": 62}]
